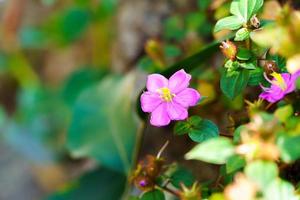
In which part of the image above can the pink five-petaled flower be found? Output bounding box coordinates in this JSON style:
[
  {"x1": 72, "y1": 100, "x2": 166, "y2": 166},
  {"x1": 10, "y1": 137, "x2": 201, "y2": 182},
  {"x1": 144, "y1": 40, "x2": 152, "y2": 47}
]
[
  {"x1": 140, "y1": 69, "x2": 201, "y2": 127},
  {"x1": 259, "y1": 71, "x2": 300, "y2": 103}
]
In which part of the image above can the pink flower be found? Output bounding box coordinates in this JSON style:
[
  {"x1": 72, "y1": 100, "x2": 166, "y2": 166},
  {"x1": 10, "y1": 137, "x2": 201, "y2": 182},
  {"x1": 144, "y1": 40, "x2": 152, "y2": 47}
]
[
  {"x1": 140, "y1": 69, "x2": 201, "y2": 127},
  {"x1": 259, "y1": 71, "x2": 300, "y2": 103}
]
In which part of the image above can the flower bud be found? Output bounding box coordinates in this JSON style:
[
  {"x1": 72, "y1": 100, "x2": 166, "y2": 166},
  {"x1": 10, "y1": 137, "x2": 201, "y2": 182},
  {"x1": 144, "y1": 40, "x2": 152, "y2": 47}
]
[
  {"x1": 263, "y1": 60, "x2": 279, "y2": 75},
  {"x1": 220, "y1": 40, "x2": 237, "y2": 61},
  {"x1": 179, "y1": 183, "x2": 201, "y2": 200},
  {"x1": 134, "y1": 176, "x2": 155, "y2": 192},
  {"x1": 145, "y1": 39, "x2": 165, "y2": 67},
  {"x1": 250, "y1": 15, "x2": 260, "y2": 28},
  {"x1": 144, "y1": 155, "x2": 164, "y2": 178}
]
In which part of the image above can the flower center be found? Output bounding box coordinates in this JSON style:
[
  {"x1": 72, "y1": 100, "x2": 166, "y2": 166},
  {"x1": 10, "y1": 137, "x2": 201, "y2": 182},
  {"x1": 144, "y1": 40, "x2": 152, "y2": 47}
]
[
  {"x1": 157, "y1": 87, "x2": 174, "y2": 102},
  {"x1": 271, "y1": 72, "x2": 287, "y2": 90}
]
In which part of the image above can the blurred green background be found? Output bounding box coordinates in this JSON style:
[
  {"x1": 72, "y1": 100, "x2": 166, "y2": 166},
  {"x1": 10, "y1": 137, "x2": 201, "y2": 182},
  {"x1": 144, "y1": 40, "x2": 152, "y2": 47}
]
[{"x1": 0, "y1": 0, "x2": 220, "y2": 199}]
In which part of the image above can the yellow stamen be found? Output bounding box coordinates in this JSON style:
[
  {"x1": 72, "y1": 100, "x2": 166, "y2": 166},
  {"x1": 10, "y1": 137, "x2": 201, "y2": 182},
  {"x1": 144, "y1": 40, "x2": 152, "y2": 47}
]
[
  {"x1": 271, "y1": 72, "x2": 287, "y2": 90},
  {"x1": 157, "y1": 87, "x2": 174, "y2": 102}
]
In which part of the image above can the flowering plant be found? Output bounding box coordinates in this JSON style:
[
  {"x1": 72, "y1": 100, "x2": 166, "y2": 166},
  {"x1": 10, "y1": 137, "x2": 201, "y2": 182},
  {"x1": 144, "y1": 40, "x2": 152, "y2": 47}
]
[{"x1": 130, "y1": 0, "x2": 300, "y2": 199}]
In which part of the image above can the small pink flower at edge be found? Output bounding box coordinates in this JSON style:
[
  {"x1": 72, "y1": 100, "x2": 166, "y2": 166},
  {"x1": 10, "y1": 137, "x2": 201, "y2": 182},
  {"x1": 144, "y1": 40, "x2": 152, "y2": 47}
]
[
  {"x1": 259, "y1": 71, "x2": 300, "y2": 103},
  {"x1": 140, "y1": 69, "x2": 201, "y2": 127}
]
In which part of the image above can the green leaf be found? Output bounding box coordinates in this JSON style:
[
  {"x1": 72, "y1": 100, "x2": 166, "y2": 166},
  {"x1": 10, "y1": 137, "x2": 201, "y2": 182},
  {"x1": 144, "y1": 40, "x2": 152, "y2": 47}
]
[
  {"x1": 220, "y1": 69, "x2": 250, "y2": 100},
  {"x1": 62, "y1": 68, "x2": 107, "y2": 105},
  {"x1": 169, "y1": 166, "x2": 195, "y2": 188},
  {"x1": 185, "y1": 137, "x2": 235, "y2": 164},
  {"x1": 236, "y1": 48, "x2": 252, "y2": 61},
  {"x1": 214, "y1": 16, "x2": 243, "y2": 33},
  {"x1": 128, "y1": 196, "x2": 140, "y2": 200},
  {"x1": 197, "y1": 0, "x2": 211, "y2": 11},
  {"x1": 47, "y1": 167, "x2": 126, "y2": 200},
  {"x1": 163, "y1": 16, "x2": 186, "y2": 41},
  {"x1": 188, "y1": 119, "x2": 219, "y2": 143},
  {"x1": 248, "y1": 67, "x2": 264, "y2": 86},
  {"x1": 45, "y1": 7, "x2": 90, "y2": 44},
  {"x1": 234, "y1": 28, "x2": 250, "y2": 41},
  {"x1": 275, "y1": 105, "x2": 293, "y2": 123},
  {"x1": 174, "y1": 116, "x2": 201, "y2": 135},
  {"x1": 67, "y1": 73, "x2": 140, "y2": 173},
  {"x1": 226, "y1": 155, "x2": 246, "y2": 174},
  {"x1": 141, "y1": 189, "x2": 165, "y2": 200},
  {"x1": 238, "y1": 0, "x2": 264, "y2": 22},
  {"x1": 233, "y1": 125, "x2": 246, "y2": 144},
  {"x1": 174, "y1": 116, "x2": 219, "y2": 142},
  {"x1": 137, "y1": 56, "x2": 160, "y2": 73},
  {"x1": 239, "y1": 62, "x2": 256, "y2": 70},
  {"x1": 230, "y1": 0, "x2": 242, "y2": 17},
  {"x1": 174, "y1": 121, "x2": 192, "y2": 136},
  {"x1": 264, "y1": 179, "x2": 299, "y2": 200},
  {"x1": 277, "y1": 135, "x2": 300, "y2": 163},
  {"x1": 164, "y1": 44, "x2": 182, "y2": 58},
  {"x1": 245, "y1": 160, "x2": 278, "y2": 190}
]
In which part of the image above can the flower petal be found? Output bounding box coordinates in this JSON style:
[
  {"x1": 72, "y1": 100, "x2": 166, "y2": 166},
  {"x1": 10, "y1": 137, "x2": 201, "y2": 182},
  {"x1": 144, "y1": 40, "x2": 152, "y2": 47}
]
[
  {"x1": 167, "y1": 101, "x2": 188, "y2": 120},
  {"x1": 281, "y1": 73, "x2": 295, "y2": 93},
  {"x1": 141, "y1": 91, "x2": 162, "y2": 112},
  {"x1": 174, "y1": 88, "x2": 200, "y2": 108},
  {"x1": 150, "y1": 103, "x2": 170, "y2": 127},
  {"x1": 146, "y1": 74, "x2": 168, "y2": 92},
  {"x1": 168, "y1": 69, "x2": 191, "y2": 94},
  {"x1": 259, "y1": 87, "x2": 285, "y2": 103}
]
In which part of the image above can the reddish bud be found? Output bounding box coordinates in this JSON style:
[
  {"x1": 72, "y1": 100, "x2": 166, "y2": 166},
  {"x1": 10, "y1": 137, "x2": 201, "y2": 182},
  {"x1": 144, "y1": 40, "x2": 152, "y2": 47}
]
[
  {"x1": 134, "y1": 176, "x2": 154, "y2": 192},
  {"x1": 263, "y1": 60, "x2": 279, "y2": 75},
  {"x1": 220, "y1": 40, "x2": 237, "y2": 61},
  {"x1": 250, "y1": 15, "x2": 261, "y2": 28}
]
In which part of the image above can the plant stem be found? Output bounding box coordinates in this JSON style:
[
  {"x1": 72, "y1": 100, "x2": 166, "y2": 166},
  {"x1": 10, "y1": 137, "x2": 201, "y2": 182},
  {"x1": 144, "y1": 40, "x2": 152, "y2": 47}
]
[
  {"x1": 266, "y1": 102, "x2": 274, "y2": 110},
  {"x1": 121, "y1": 122, "x2": 145, "y2": 199},
  {"x1": 157, "y1": 185, "x2": 181, "y2": 197},
  {"x1": 245, "y1": 38, "x2": 251, "y2": 50}
]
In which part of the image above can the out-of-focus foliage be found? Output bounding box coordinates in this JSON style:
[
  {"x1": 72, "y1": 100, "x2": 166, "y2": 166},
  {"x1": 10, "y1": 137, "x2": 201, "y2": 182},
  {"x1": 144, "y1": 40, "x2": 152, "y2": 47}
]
[
  {"x1": 67, "y1": 73, "x2": 139, "y2": 173},
  {"x1": 0, "y1": 0, "x2": 135, "y2": 199}
]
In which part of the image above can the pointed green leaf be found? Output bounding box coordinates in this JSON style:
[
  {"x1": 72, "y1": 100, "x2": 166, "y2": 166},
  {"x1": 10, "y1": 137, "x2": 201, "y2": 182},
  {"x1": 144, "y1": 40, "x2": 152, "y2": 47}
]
[
  {"x1": 214, "y1": 16, "x2": 243, "y2": 33},
  {"x1": 226, "y1": 155, "x2": 246, "y2": 174},
  {"x1": 220, "y1": 69, "x2": 250, "y2": 100},
  {"x1": 185, "y1": 137, "x2": 235, "y2": 164},
  {"x1": 236, "y1": 48, "x2": 252, "y2": 60},
  {"x1": 230, "y1": 0, "x2": 242, "y2": 17},
  {"x1": 239, "y1": 62, "x2": 256, "y2": 69},
  {"x1": 169, "y1": 166, "x2": 195, "y2": 188},
  {"x1": 238, "y1": 0, "x2": 264, "y2": 22},
  {"x1": 141, "y1": 189, "x2": 165, "y2": 200},
  {"x1": 188, "y1": 119, "x2": 219, "y2": 143},
  {"x1": 248, "y1": 67, "x2": 264, "y2": 86},
  {"x1": 67, "y1": 73, "x2": 140, "y2": 173},
  {"x1": 277, "y1": 135, "x2": 300, "y2": 163}
]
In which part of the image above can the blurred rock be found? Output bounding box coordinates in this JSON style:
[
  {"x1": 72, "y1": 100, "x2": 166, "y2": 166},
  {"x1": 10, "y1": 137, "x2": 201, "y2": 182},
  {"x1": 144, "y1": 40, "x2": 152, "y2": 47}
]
[{"x1": 112, "y1": 0, "x2": 171, "y2": 73}]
